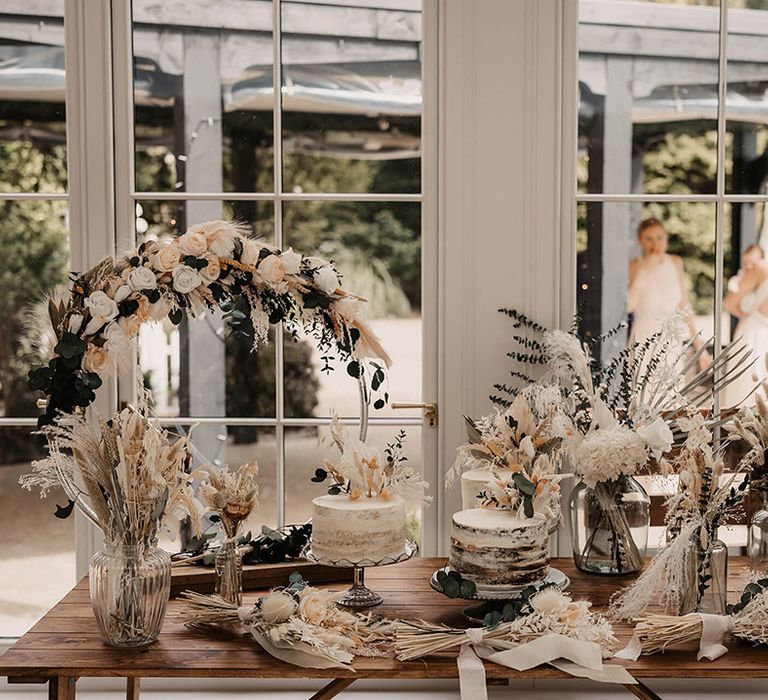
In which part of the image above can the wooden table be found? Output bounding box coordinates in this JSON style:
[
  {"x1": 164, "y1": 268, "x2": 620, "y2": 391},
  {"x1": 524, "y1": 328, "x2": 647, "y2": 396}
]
[{"x1": 1, "y1": 557, "x2": 766, "y2": 700}]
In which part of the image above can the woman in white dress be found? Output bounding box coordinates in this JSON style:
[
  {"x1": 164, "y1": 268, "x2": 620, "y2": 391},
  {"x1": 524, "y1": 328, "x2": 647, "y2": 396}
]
[
  {"x1": 627, "y1": 218, "x2": 710, "y2": 370},
  {"x1": 722, "y1": 244, "x2": 768, "y2": 408}
]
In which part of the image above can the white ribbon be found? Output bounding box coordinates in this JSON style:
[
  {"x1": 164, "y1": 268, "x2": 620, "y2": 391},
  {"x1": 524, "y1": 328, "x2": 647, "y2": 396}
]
[
  {"x1": 697, "y1": 613, "x2": 733, "y2": 661},
  {"x1": 455, "y1": 632, "x2": 636, "y2": 699},
  {"x1": 237, "y1": 606, "x2": 254, "y2": 623},
  {"x1": 616, "y1": 613, "x2": 734, "y2": 663}
]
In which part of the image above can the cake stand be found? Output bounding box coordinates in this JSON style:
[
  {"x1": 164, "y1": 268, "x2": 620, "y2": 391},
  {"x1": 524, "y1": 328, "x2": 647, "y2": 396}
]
[
  {"x1": 429, "y1": 566, "x2": 570, "y2": 621},
  {"x1": 303, "y1": 539, "x2": 418, "y2": 608}
]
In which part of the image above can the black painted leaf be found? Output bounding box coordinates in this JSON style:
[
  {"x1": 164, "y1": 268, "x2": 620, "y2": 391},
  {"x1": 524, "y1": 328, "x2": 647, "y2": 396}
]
[
  {"x1": 347, "y1": 361, "x2": 361, "y2": 378},
  {"x1": 459, "y1": 579, "x2": 476, "y2": 598},
  {"x1": 54, "y1": 499, "x2": 76, "y2": 519},
  {"x1": 54, "y1": 332, "x2": 87, "y2": 360},
  {"x1": 169, "y1": 308, "x2": 183, "y2": 325},
  {"x1": 436, "y1": 569, "x2": 449, "y2": 584},
  {"x1": 442, "y1": 578, "x2": 460, "y2": 598},
  {"x1": 373, "y1": 399, "x2": 385, "y2": 410},
  {"x1": 483, "y1": 610, "x2": 502, "y2": 627}
]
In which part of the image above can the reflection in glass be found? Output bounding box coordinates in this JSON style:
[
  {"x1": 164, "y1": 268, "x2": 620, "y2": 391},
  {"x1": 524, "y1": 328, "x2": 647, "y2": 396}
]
[
  {"x1": 0, "y1": 429, "x2": 75, "y2": 637},
  {"x1": 283, "y1": 201, "x2": 421, "y2": 418},
  {"x1": 578, "y1": 1, "x2": 719, "y2": 195},
  {"x1": 281, "y1": 0, "x2": 422, "y2": 193},
  {"x1": 285, "y1": 424, "x2": 423, "y2": 543},
  {"x1": 577, "y1": 202, "x2": 716, "y2": 395},
  {"x1": 132, "y1": 0, "x2": 274, "y2": 192}
]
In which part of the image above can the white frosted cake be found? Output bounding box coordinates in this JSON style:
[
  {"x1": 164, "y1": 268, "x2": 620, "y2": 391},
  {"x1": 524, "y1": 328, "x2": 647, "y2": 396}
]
[
  {"x1": 460, "y1": 467, "x2": 514, "y2": 509},
  {"x1": 449, "y1": 509, "x2": 549, "y2": 585},
  {"x1": 311, "y1": 494, "x2": 406, "y2": 562}
]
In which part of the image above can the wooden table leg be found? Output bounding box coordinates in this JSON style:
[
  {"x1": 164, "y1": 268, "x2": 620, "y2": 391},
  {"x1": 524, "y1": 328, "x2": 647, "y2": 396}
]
[
  {"x1": 307, "y1": 678, "x2": 356, "y2": 700},
  {"x1": 49, "y1": 676, "x2": 77, "y2": 700},
  {"x1": 127, "y1": 677, "x2": 140, "y2": 700},
  {"x1": 624, "y1": 680, "x2": 663, "y2": 700}
]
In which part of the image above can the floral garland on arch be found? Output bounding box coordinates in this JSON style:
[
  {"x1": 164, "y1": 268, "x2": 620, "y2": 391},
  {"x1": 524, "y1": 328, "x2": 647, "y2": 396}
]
[{"x1": 27, "y1": 220, "x2": 391, "y2": 427}]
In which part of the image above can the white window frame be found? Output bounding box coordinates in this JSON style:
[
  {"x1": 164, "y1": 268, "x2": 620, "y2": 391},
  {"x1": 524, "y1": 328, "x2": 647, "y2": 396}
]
[{"x1": 63, "y1": 0, "x2": 442, "y2": 568}]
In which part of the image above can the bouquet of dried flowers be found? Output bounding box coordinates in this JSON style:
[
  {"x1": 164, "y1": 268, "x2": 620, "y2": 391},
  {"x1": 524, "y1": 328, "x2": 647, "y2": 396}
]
[
  {"x1": 193, "y1": 462, "x2": 259, "y2": 605},
  {"x1": 180, "y1": 573, "x2": 395, "y2": 669},
  {"x1": 310, "y1": 413, "x2": 430, "y2": 504}
]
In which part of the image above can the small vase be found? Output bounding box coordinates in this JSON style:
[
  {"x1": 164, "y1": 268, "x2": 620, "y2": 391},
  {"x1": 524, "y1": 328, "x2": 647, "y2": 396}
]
[
  {"x1": 215, "y1": 540, "x2": 243, "y2": 605},
  {"x1": 678, "y1": 528, "x2": 728, "y2": 615},
  {"x1": 568, "y1": 476, "x2": 650, "y2": 575},
  {"x1": 89, "y1": 542, "x2": 171, "y2": 647},
  {"x1": 748, "y1": 489, "x2": 768, "y2": 571}
]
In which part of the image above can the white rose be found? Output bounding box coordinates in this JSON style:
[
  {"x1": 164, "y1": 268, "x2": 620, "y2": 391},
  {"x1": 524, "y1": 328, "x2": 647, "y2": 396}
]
[
  {"x1": 258, "y1": 254, "x2": 285, "y2": 285},
  {"x1": 334, "y1": 297, "x2": 360, "y2": 322},
  {"x1": 298, "y1": 590, "x2": 329, "y2": 625},
  {"x1": 637, "y1": 417, "x2": 674, "y2": 460},
  {"x1": 127, "y1": 265, "x2": 157, "y2": 291},
  {"x1": 84, "y1": 291, "x2": 119, "y2": 323},
  {"x1": 153, "y1": 244, "x2": 181, "y2": 272},
  {"x1": 260, "y1": 591, "x2": 297, "y2": 624},
  {"x1": 201, "y1": 221, "x2": 237, "y2": 258},
  {"x1": 172, "y1": 265, "x2": 203, "y2": 294},
  {"x1": 102, "y1": 322, "x2": 129, "y2": 355},
  {"x1": 67, "y1": 314, "x2": 83, "y2": 334},
  {"x1": 241, "y1": 238, "x2": 261, "y2": 267},
  {"x1": 314, "y1": 266, "x2": 339, "y2": 295},
  {"x1": 280, "y1": 247, "x2": 302, "y2": 275},
  {"x1": 81, "y1": 344, "x2": 112, "y2": 375},
  {"x1": 177, "y1": 231, "x2": 208, "y2": 257}
]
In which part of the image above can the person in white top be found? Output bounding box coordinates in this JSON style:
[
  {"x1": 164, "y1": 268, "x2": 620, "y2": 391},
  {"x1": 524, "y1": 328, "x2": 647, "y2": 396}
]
[
  {"x1": 722, "y1": 244, "x2": 768, "y2": 408},
  {"x1": 627, "y1": 217, "x2": 710, "y2": 371}
]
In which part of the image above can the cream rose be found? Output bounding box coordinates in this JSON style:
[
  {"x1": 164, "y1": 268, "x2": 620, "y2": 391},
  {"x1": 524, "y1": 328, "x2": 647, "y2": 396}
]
[
  {"x1": 102, "y1": 322, "x2": 129, "y2": 356},
  {"x1": 127, "y1": 265, "x2": 157, "y2": 291},
  {"x1": 298, "y1": 590, "x2": 329, "y2": 625},
  {"x1": 84, "y1": 291, "x2": 119, "y2": 323},
  {"x1": 199, "y1": 252, "x2": 221, "y2": 283},
  {"x1": 81, "y1": 344, "x2": 112, "y2": 375},
  {"x1": 258, "y1": 254, "x2": 285, "y2": 285},
  {"x1": 260, "y1": 591, "x2": 297, "y2": 624},
  {"x1": 314, "y1": 266, "x2": 339, "y2": 295},
  {"x1": 201, "y1": 221, "x2": 237, "y2": 258},
  {"x1": 280, "y1": 247, "x2": 302, "y2": 275},
  {"x1": 172, "y1": 265, "x2": 203, "y2": 294},
  {"x1": 241, "y1": 238, "x2": 262, "y2": 267},
  {"x1": 153, "y1": 244, "x2": 182, "y2": 272},
  {"x1": 177, "y1": 231, "x2": 208, "y2": 257}
]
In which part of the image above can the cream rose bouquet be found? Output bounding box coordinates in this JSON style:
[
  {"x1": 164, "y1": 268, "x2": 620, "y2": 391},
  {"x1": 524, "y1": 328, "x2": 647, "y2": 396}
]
[{"x1": 180, "y1": 573, "x2": 395, "y2": 669}]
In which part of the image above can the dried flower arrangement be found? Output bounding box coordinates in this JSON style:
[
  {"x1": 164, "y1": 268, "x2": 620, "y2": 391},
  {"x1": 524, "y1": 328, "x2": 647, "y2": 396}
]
[
  {"x1": 27, "y1": 220, "x2": 391, "y2": 429},
  {"x1": 310, "y1": 414, "x2": 430, "y2": 503},
  {"x1": 612, "y1": 391, "x2": 768, "y2": 620},
  {"x1": 20, "y1": 402, "x2": 201, "y2": 545},
  {"x1": 618, "y1": 575, "x2": 768, "y2": 661},
  {"x1": 180, "y1": 573, "x2": 395, "y2": 669},
  {"x1": 450, "y1": 390, "x2": 569, "y2": 520}
]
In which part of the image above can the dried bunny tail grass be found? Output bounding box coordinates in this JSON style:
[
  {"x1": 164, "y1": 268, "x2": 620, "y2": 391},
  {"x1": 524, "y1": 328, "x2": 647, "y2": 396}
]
[{"x1": 610, "y1": 520, "x2": 700, "y2": 620}]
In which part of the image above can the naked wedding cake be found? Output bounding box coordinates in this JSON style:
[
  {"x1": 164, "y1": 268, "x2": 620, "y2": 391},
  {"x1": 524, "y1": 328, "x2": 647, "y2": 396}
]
[
  {"x1": 311, "y1": 494, "x2": 406, "y2": 562},
  {"x1": 449, "y1": 509, "x2": 549, "y2": 586}
]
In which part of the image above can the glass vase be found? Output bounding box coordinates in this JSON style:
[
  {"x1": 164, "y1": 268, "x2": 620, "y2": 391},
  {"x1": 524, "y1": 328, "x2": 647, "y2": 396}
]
[
  {"x1": 215, "y1": 540, "x2": 243, "y2": 605},
  {"x1": 678, "y1": 528, "x2": 728, "y2": 615},
  {"x1": 89, "y1": 542, "x2": 171, "y2": 647},
  {"x1": 748, "y1": 489, "x2": 768, "y2": 571},
  {"x1": 568, "y1": 476, "x2": 650, "y2": 575}
]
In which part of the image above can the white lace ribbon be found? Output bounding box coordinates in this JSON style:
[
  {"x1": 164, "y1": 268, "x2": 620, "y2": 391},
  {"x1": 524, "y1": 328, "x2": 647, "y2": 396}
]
[{"x1": 455, "y1": 632, "x2": 636, "y2": 699}]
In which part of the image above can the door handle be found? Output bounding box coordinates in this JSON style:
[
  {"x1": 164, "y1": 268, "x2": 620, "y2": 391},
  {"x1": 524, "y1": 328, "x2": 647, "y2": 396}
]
[{"x1": 391, "y1": 401, "x2": 438, "y2": 427}]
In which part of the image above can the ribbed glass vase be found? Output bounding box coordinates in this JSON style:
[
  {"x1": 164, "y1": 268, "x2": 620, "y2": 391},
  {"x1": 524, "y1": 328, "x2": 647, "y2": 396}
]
[{"x1": 89, "y1": 542, "x2": 171, "y2": 647}]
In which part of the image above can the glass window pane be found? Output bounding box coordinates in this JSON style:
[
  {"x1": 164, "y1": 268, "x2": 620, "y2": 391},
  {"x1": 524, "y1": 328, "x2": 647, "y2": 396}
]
[
  {"x1": 134, "y1": 200, "x2": 276, "y2": 419},
  {"x1": 1, "y1": 428, "x2": 75, "y2": 637},
  {"x1": 132, "y1": 0, "x2": 275, "y2": 193},
  {"x1": 285, "y1": 424, "x2": 423, "y2": 543},
  {"x1": 281, "y1": 0, "x2": 421, "y2": 194},
  {"x1": 726, "y1": 1, "x2": 768, "y2": 194},
  {"x1": 578, "y1": 0, "x2": 719, "y2": 195},
  {"x1": 0, "y1": 200, "x2": 68, "y2": 417},
  {"x1": 283, "y1": 201, "x2": 421, "y2": 418},
  {"x1": 0, "y1": 2, "x2": 67, "y2": 193},
  {"x1": 576, "y1": 200, "x2": 716, "y2": 405}
]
